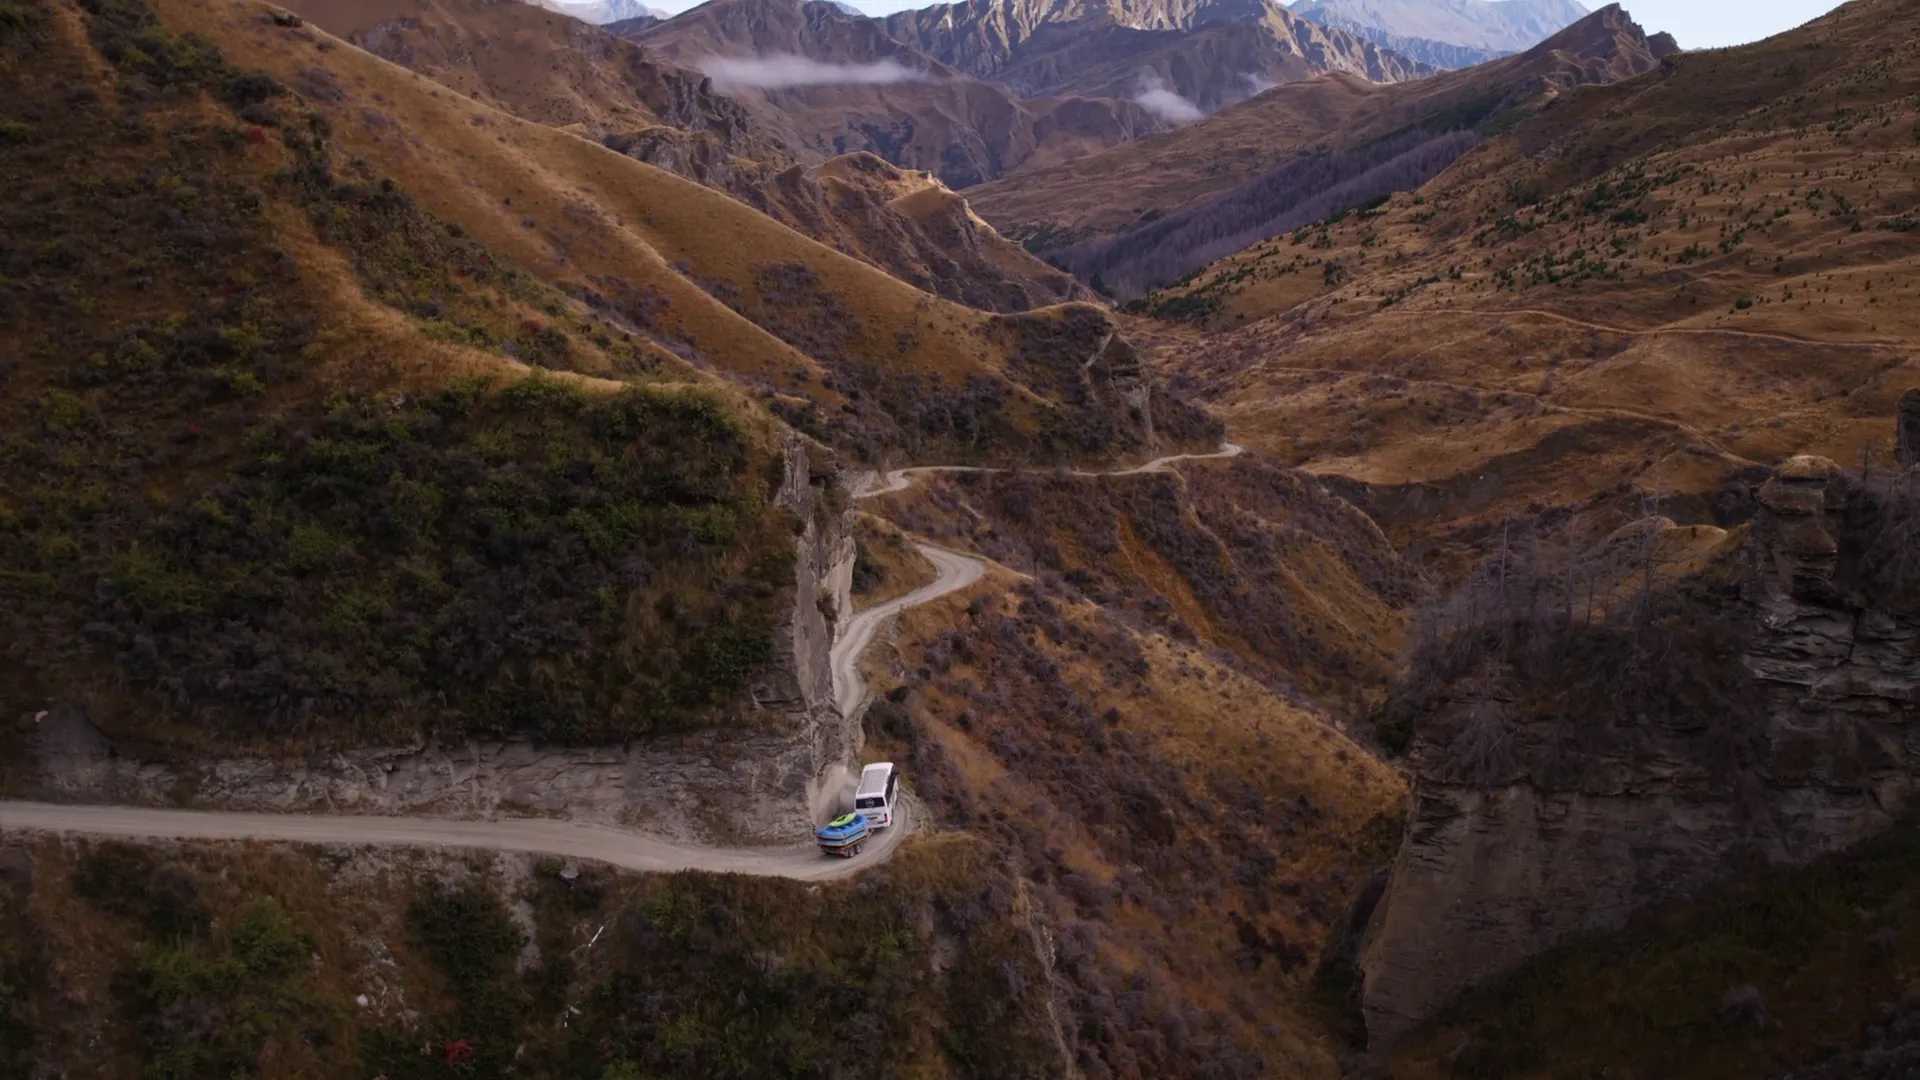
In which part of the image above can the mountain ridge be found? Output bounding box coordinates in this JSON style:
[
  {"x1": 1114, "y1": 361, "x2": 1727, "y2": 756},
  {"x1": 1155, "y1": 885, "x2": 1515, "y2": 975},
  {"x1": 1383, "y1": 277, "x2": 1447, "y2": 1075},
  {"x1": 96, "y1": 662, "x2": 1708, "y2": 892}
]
[
  {"x1": 532, "y1": 0, "x2": 669, "y2": 24},
  {"x1": 884, "y1": 0, "x2": 1435, "y2": 99},
  {"x1": 627, "y1": 0, "x2": 1435, "y2": 187},
  {"x1": 1291, "y1": 0, "x2": 1594, "y2": 66},
  {"x1": 625, "y1": 0, "x2": 1171, "y2": 187},
  {"x1": 969, "y1": 2, "x2": 1667, "y2": 247},
  {"x1": 280, "y1": 0, "x2": 1092, "y2": 309}
]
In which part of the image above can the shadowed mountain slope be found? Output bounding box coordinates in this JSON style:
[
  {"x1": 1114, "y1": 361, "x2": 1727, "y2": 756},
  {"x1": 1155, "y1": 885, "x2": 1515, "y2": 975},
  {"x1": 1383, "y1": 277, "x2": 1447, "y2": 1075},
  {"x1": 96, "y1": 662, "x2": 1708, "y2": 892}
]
[{"x1": 968, "y1": 3, "x2": 1670, "y2": 248}]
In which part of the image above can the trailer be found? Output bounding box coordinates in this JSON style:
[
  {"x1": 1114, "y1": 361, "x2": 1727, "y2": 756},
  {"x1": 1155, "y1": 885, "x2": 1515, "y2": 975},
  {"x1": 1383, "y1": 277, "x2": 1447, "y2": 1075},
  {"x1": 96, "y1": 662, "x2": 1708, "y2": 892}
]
[{"x1": 816, "y1": 812, "x2": 871, "y2": 858}]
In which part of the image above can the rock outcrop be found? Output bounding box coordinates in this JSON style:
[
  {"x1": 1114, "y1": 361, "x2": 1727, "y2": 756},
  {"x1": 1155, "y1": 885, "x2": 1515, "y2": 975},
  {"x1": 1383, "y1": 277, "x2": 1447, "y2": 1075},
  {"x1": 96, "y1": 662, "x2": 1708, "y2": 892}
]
[
  {"x1": 1358, "y1": 449, "x2": 1920, "y2": 1046},
  {"x1": 26, "y1": 439, "x2": 858, "y2": 846}
]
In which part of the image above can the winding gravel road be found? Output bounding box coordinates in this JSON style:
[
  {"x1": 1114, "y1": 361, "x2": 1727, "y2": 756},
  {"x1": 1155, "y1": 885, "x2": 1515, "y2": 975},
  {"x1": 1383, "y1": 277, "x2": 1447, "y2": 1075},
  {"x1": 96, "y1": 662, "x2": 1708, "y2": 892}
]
[
  {"x1": 0, "y1": 442, "x2": 1242, "y2": 879},
  {"x1": 0, "y1": 799, "x2": 911, "y2": 881},
  {"x1": 853, "y1": 441, "x2": 1243, "y2": 500},
  {"x1": 830, "y1": 545, "x2": 985, "y2": 719}
]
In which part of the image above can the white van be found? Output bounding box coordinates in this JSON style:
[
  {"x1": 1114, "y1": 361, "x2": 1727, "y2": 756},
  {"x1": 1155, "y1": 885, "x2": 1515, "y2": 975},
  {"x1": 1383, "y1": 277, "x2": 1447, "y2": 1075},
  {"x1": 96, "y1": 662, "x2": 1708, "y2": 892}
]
[{"x1": 854, "y1": 762, "x2": 900, "y2": 829}]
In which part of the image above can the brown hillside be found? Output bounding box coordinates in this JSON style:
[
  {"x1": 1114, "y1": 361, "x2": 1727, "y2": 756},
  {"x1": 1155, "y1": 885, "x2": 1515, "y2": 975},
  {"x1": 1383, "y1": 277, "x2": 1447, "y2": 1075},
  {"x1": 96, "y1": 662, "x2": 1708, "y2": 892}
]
[
  {"x1": 0, "y1": 0, "x2": 809, "y2": 751},
  {"x1": 155, "y1": 0, "x2": 1209, "y2": 463},
  {"x1": 969, "y1": 3, "x2": 1668, "y2": 248},
  {"x1": 800, "y1": 152, "x2": 1096, "y2": 308},
  {"x1": 281, "y1": 0, "x2": 767, "y2": 144},
  {"x1": 871, "y1": 454, "x2": 1422, "y2": 698},
  {"x1": 845, "y1": 450, "x2": 1425, "y2": 1075},
  {"x1": 867, "y1": 562, "x2": 1409, "y2": 1077},
  {"x1": 1134, "y1": 0, "x2": 1920, "y2": 573},
  {"x1": 282, "y1": 0, "x2": 1095, "y2": 314}
]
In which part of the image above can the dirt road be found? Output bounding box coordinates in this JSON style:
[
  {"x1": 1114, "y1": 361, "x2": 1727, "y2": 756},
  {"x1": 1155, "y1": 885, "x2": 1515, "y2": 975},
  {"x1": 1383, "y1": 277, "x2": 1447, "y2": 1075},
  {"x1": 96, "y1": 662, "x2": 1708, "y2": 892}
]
[
  {"x1": 854, "y1": 441, "x2": 1245, "y2": 500},
  {"x1": 0, "y1": 541, "x2": 988, "y2": 879},
  {"x1": 0, "y1": 442, "x2": 1241, "y2": 878},
  {"x1": 831, "y1": 544, "x2": 985, "y2": 718},
  {"x1": 0, "y1": 799, "x2": 912, "y2": 881}
]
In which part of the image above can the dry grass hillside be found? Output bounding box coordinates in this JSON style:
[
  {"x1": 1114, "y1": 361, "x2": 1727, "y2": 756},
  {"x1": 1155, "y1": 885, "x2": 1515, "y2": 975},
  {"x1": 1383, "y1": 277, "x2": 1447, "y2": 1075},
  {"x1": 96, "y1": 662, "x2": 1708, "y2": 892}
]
[
  {"x1": 280, "y1": 0, "x2": 763, "y2": 143},
  {"x1": 842, "y1": 444, "x2": 1429, "y2": 1073},
  {"x1": 968, "y1": 3, "x2": 1671, "y2": 250},
  {"x1": 148, "y1": 0, "x2": 1210, "y2": 464},
  {"x1": 862, "y1": 563, "x2": 1408, "y2": 1077},
  {"x1": 872, "y1": 455, "x2": 1422, "y2": 700},
  {"x1": 849, "y1": 511, "x2": 938, "y2": 608},
  {"x1": 1133, "y1": 0, "x2": 1920, "y2": 572},
  {"x1": 0, "y1": 0, "x2": 834, "y2": 752},
  {"x1": 285, "y1": 0, "x2": 1090, "y2": 315},
  {"x1": 779, "y1": 152, "x2": 1096, "y2": 311}
]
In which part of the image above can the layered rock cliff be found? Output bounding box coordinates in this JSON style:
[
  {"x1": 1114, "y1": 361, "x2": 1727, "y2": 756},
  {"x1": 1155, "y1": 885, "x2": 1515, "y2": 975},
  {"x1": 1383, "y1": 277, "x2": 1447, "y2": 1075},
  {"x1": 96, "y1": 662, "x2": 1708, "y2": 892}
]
[
  {"x1": 1358, "y1": 444, "x2": 1920, "y2": 1046},
  {"x1": 26, "y1": 438, "x2": 858, "y2": 846}
]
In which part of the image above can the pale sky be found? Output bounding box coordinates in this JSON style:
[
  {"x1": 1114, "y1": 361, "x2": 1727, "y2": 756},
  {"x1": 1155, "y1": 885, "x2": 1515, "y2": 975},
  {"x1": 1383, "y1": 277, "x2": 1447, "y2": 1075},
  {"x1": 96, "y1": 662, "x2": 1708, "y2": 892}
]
[
  {"x1": 1613, "y1": 0, "x2": 1841, "y2": 49},
  {"x1": 644, "y1": 0, "x2": 1850, "y2": 51}
]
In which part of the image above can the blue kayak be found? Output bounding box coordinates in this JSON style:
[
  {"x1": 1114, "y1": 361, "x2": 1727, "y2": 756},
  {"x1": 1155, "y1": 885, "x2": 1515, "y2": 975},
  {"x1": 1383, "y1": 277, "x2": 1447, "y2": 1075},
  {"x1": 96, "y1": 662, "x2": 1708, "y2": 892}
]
[{"x1": 816, "y1": 812, "x2": 871, "y2": 857}]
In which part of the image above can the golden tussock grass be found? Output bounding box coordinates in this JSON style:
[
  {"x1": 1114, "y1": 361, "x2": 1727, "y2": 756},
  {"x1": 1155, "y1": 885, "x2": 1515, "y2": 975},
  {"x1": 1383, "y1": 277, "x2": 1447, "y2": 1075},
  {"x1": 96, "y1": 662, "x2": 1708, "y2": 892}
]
[
  {"x1": 878, "y1": 567, "x2": 1408, "y2": 1078},
  {"x1": 152, "y1": 0, "x2": 1068, "y2": 414}
]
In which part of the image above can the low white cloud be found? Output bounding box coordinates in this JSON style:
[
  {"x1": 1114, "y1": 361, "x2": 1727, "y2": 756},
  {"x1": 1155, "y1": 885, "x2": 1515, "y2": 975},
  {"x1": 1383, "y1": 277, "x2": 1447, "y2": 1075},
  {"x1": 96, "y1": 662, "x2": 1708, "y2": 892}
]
[
  {"x1": 699, "y1": 53, "x2": 927, "y2": 90},
  {"x1": 1239, "y1": 72, "x2": 1278, "y2": 96},
  {"x1": 1132, "y1": 72, "x2": 1203, "y2": 124}
]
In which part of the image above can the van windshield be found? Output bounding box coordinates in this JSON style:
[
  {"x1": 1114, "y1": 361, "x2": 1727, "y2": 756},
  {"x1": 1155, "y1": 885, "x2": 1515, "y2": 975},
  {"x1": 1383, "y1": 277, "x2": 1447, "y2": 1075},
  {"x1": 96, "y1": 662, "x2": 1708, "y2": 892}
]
[{"x1": 855, "y1": 796, "x2": 884, "y2": 809}]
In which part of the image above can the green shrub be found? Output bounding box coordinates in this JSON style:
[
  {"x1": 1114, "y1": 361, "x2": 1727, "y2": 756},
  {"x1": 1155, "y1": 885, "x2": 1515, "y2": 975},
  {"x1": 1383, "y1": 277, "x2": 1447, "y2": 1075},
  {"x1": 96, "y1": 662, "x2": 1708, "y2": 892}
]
[
  {"x1": 118, "y1": 891, "x2": 319, "y2": 1079},
  {"x1": 408, "y1": 883, "x2": 523, "y2": 992},
  {"x1": 2, "y1": 0, "x2": 793, "y2": 756},
  {"x1": 0, "y1": 2, "x2": 37, "y2": 33},
  {"x1": 227, "y1": 899, "x2": 313, "y2": 978},
  {"x1": 37, "y1": 390, "x2": 85, "y2": 430}
]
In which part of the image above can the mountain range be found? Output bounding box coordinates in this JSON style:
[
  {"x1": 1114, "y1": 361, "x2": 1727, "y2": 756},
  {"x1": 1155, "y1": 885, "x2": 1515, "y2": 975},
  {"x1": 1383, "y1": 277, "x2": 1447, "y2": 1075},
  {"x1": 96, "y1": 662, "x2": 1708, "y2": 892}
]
[
  {"x1": 969, "y1": 2, "x2": 1674, "y2": 252},
  {"x1": 623, "y1": 0, "x2": 1446, "y2": 186},
  {"x1": 602, "y1": 0, "x2": 1605, "y2": 191},
  {"x1": 533, "y1": 0, "x2": 669, "y2": 24},
  {"x1": 1291, "y1": 0, "x2": 1602, "y2": 67}
]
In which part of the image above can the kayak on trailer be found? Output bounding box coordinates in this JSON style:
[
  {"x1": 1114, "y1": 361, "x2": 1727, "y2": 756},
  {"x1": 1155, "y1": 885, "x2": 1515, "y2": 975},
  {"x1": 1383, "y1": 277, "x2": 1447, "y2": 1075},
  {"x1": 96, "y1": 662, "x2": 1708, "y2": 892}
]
[{"x1": 816, "y1": 812, "x2": 871, "y2": 857}]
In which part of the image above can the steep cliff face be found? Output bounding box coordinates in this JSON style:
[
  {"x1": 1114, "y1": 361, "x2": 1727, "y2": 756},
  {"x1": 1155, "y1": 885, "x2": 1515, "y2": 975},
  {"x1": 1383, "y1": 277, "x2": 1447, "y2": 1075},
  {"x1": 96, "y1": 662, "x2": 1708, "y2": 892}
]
[
  {"x1": 26, "y1": 439, "x2": 858, "y2": 846},
  {"x1": 1359, "y1": 453, "x2": 1920, "y2": 1047}
]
